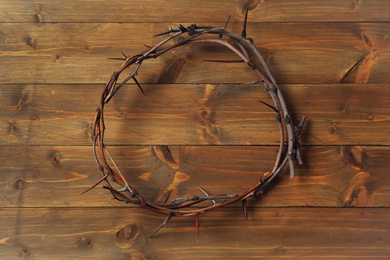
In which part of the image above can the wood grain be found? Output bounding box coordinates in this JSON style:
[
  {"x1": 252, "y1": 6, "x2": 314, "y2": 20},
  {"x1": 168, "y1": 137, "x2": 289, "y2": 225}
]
[
  {"x1": 0, "y1": 23, "x2": 389, "y2": 84},
  {"x1": 1, "y1": 84, "x2": 389, "y2": 146},
  {"x1": 1, "y1": 145, "x2": 388, "y2": 208},
  {"x1": 1, "y1": 0, "x2": 389, "y2": 23},
  {"x1": 1, "y1": 207, "x2": 389, "y2": 259},
  {"x1": 0, "y1": 0, "x2": 389, "y2": 258}
]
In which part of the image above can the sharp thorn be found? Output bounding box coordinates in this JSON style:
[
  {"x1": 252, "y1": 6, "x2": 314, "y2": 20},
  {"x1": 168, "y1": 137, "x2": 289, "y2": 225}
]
[
  {"x1": 223, "y1": 15, "x2": 232, "y2": 29},
  {"x1": 163, "y1": 189, "x2": 173, "y2": 204},
  {"x1": 298, "y1": 115, "x2": 307, "y2": 129},
  {"x1": 107, "y1": 57, "x2": 127, "y2": 61},
  {"x1": 153, "y1": 31, "x2": 171, "y2": 37},
  {"x1": 195, "y1": 214, "x2": 200, "y2": 237},
  {"x1": 133, "y1": 77, "x2": 145, "y2": 95},
  {"x1": 196, "y1": 185, "x2": 217, "y2": 205},
  {"x1": 81, "y1": 173, "x2": 109, "y2": 195},
  {"x1": 196, "y1": 185, "x2": 209, "y2": 196},
  {"x1": 153, "y1": 27, "x2": 178, "y2": 37},
  {"x1": 203, "y1": 59, "x2": 244, "y2": 63},
  {"x1": 149, "y1": 213, "x2": 174, "y2": 238},
  {"x1": 239, "y1": 80, "x2": 264, "y2": 86},
  {"x1": 241, "y1": 6, "x2": 249, "y2": 38},
  {"x1": 242, "y1": 199, "x2": 248, "y2": 221},
  {"x1": 259, "y1": 100, "x2": 278, "y2": 113},
  {"x1": 120, "y1": 51, "x2": 128, "y2": 58}
]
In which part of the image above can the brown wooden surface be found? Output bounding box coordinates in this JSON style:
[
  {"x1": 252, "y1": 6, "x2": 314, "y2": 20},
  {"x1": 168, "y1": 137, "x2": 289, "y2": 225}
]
[
  {"x1": 1, "y1": 0, "x2": 389, "y2": 23},
  {"x1": 1, "y1": 208, "x2": 389, "y2": 259},
  {"x1": 1, "y1": 145, "x2": 389, "y2": 208},
  {"x1": 0, "y1": 23, "x2": 389, "y2": 84},
  {"x1": 0, "y1": 0, "x2": 389, "y2": 259},
  {"x1": 1, "y1": 84, "x2": 389, "y2": 145}
]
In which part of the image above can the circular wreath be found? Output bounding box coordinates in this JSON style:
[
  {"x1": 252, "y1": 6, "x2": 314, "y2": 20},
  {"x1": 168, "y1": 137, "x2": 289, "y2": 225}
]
[{"x1": 88, "y1": 11, "x2": 305, "y2": 237}]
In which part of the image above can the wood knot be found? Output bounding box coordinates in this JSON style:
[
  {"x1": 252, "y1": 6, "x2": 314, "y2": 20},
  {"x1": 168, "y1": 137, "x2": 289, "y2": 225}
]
[
  {"x1": 338, "y1": 103, "x2": 349, "y2": 114},
  {"x1": 352, "y1": 0, "x2": 363, "y2": 9},
  {"x1": 19, "y1": 243, "x2": 31, "y2": 256},
  {"x1": 78, "y1": 236, "x2": 93, "y2": 248},
  {"x1": 240, "y1": 0, "x2": 261, "y2": 12},
  {"x1": 362, "y1": 32, "x2": 374, "y2": 49},
  {"x1": 16, "y1": 91, "x2": 30, "y2": 111},
  {"x1": 341, "y1": 146, "x2": 365, "y2": 170},
  {"x1": 116, "y1": 110, "x2": 124, "y2": 118},
  {"x1": 329, "y1": 121, "x2": 340, "y2": 135},
  {"x1": 154, "y1": 146, "x2": 179, "y2": 169},
  {"x1": 85, "y1": 122, "x2": 93, "y2": 139},
  {"x1": 53, "y1": 54, "x2": 63, "y2": 62},
  {"x1": 13, "y1": 178, "x2": 27, "y2": 190},
  {"x1": 196, "y1": 107, "x2": 223, "y2": 143},
  {"x1": 367, "y1": 114, "x2": 375, "y2": 120},
  {"x1": 47, "y1": 151, "x2": 62, "y2": 167},
  {"x1": 7, "y1": 120, "x2": 18, "y2": 135},
  {"x1": 25, "y1": 36, "x2": 37, "y2": 49},
  {"x1": 35, "y1": 4, "x2": 44, "y2": 23},
  {"x1": 116, "y1": 224, "x2": 139, "y2": 240},
  {"x1": 343, "y1": 171, "x2": 378, "y2": 207},
  {"x1": 84, "y1": 45, "x2": 91, "y2": 52},
  {"x1": 31, "y1": 115, "x2": 40, "y2": 121}
]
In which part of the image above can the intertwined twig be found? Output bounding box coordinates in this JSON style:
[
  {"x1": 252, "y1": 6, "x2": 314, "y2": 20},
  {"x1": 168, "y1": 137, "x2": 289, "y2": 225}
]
[{"x1": 88, "y1": 9, "x2": 305, "y2": 237}]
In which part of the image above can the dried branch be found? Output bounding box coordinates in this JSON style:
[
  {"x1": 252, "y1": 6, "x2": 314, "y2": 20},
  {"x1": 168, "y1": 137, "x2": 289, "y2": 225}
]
[{"x1": 88, "y1": 9, "x2": 306, "y2": 237}]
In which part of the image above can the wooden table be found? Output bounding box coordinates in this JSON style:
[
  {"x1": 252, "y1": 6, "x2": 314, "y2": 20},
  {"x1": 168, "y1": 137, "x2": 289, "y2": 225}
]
[{"x1": 1, "y1": 0, "x2": 389, "y2": 259}]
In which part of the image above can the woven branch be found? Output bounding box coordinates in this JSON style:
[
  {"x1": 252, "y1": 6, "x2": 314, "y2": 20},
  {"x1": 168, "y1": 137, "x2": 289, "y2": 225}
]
[{"x1": 89, "y1": 10, "x2": 305, "y2": 237}]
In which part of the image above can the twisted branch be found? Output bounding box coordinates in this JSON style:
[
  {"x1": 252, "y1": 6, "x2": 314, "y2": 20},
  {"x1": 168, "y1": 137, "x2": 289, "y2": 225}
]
[{"x1": 88, "y1": 11, "x2": 305, "y2": 237}]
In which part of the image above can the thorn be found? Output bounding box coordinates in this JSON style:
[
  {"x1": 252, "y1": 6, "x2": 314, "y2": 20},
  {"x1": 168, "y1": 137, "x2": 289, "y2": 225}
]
[
  {"x1": 239, "y1": 80, "x2": 264, "y2": 86},
  {"x1": 120, "y1": 51, "x2": 128, "y2": 58},
  {"x1": 195, "y1": 214, "x2": 200, "y2": 237},
  {"x1": 163, "y1": 189, "x2": 173, "y2": 204},
  {"x1": 133, "y1": 77, "x2": 145, "y2": 95},
  {"x1": 107, "y1": 52, "x2": 129, "y2": 61},
  {"x1": 242, "y1": 199, "x2": 248, "y2": 221},
  {"x1": 153, "y1": 29, "x2": 175, "y2": 37},
  {"x1": 223, "y1": 15, "x2": 232, "y2": 29},
  {"x1": 196, "y1": 185, "x2": 217, "y2": 205},
  {"x1": 241, "y1": 6, "x2": 249, "y2": 38},
  {"x1": 81, "y1": 173, "x2": 109, "y2": 195},
  {"x1": 297, "y1": 115, "x2": 307, "y2": 130},
  {"x1": 259, "y1": 100, "x2": 278, "y2": 113},
  {"x1": 154, "y1": 26, "x2": 180, "y2": 37},
  {"x1": 203, "y1": 59, "x2": 244, "y2": 63},
  {"x1": 220, "y1": 15, "x2": 232, "y2": 39},
  {"x1": 149, "y1": 213, "x2": 174, "y2": 238},
  {"x1": 107, "y1": 57, "x2": 127, "y2": 61}
]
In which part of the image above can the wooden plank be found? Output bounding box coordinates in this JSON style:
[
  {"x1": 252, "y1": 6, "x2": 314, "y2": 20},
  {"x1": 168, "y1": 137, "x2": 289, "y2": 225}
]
[
  {"x1": 0, "y1": 23, "x2": 389, "y2": 84},
  {"x1": 1, "y1": 207, "x2": 389, "y2": 259},
  {"x1": 1, "y1": 145, "x2": 389, "y2": 208},
  {"x1": 1, "y1": 0, "x2": 390, "y2": 23},
  {"x1": 1, "y1": 84, "x2": 389, "y2": 146},
  {"x1": 1, "y1": 1, "x2": 388, "y2": 259}
]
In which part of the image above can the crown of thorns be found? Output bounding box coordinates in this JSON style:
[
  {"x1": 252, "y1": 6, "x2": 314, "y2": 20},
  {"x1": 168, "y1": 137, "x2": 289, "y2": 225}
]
[{"x1": 87, "y1": 10, "x2": 305, "y2": 237}]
